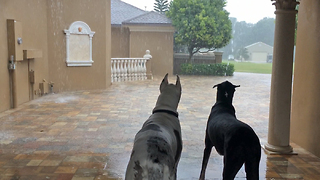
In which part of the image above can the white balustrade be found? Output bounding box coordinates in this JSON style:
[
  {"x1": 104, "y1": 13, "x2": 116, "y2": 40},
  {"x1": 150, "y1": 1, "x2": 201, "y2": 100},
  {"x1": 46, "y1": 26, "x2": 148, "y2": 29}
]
[
  {"x1": 142, "y1": 59, "x2": 147, "y2": 80},
  {"x1": 111, "y1": 58, "x2": 149, "y2": 83},
  {"x1": 111, "y1": 59, "x2": 114, "y2": 83},
  {"x1": 128, "y1": 59, "x2": 132, "y2": 81},
  {"x1": 124, "y1": 60, "x2": 128, "y2": 81},
  {"x1": 116, "y1": 60, "x2": 120, "y2": 82},
  {"x1": 136, "y1": 59, "x2": 140, "y2": 80}
]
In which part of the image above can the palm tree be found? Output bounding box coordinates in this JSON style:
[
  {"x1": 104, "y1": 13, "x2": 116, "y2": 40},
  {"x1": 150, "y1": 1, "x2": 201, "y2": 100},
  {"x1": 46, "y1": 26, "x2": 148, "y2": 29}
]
[{"x1": 154, "y1": 0, "x2": 169, "y2": 14}]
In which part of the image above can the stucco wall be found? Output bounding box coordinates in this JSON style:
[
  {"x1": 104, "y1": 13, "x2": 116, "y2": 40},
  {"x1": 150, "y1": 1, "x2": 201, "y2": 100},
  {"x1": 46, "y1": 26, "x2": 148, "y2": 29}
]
[
  {"x1": 47, "y1": 0, "x2": 111, "y2": 92},
  {"x1": 111, "y1": 27, "x2": 130, "y2": 58},
  {"x1": 0, "y1": 0, "x2": 49, "y2": 112},
  {"x1": 0, "y1": 0, "x2": 111, "y2": 113},
  {"x1": 291, "y1": 0, "x2": 320, "y2": 157},
  {"x1": 129, "y1": 30, "x2": 174, "y2": 76}
]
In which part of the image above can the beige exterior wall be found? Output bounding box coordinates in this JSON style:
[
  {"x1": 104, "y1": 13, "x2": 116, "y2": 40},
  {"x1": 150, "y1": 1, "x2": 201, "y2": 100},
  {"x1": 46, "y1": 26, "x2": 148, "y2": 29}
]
[
  {"x1": 47, "y1": 0, "x2": 111, "y2": 92},
  {"x1": 129, "y1": 27, "x2": 174, "y2": 76},
  {"x1": 0, "y1": 0, "x2": 49, "y2": 112},
  {"x1": 0, "y1": 0, "x2": 111, "y2": 113},
  {"x1": 111, "y1": 27, "x2": 130, "y2": 58},
  {"x1": 246, "y1": 42, "x2": 273, "y2": 62},
  {"x1": 251, "y1": 52, "x2": 268, "y2": 62},
  {"x1": 291, "y1": 0, "x2": 320, "y2": 157}
]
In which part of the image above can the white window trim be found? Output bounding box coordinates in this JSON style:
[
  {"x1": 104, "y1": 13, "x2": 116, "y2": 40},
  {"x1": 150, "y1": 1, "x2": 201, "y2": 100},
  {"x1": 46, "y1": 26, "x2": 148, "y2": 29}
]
[{"x1": 64, "y1": 21, "x2": 95, "y2": 67}]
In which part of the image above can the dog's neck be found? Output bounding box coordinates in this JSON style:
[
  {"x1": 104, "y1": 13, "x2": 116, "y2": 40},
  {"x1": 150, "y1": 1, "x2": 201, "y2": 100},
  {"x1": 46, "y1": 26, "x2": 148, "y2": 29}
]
[
  {"x1": 152, "y1": 109, "x2": 179, "y2": 118},
  {"x1": 213, "y1": 101, "x2": 236, "y2": 115},
  {"x1": 216, "y1": 91, "x2": 235, "y2": 104},
  {"x1": 152, "y1": 93, "x2": 180, "y2": 118}
]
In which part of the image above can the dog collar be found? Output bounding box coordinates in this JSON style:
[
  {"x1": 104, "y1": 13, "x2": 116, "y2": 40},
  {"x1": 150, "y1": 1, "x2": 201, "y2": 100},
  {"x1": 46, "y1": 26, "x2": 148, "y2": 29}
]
[{"x1": 152, "y1": 109, "x2": 179, "y2": 118}]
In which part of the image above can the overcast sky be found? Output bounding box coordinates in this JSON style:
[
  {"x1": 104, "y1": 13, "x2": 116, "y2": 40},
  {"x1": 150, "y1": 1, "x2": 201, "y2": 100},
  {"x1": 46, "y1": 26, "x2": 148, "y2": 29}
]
[{"x1": 122, "y1": 0, "x2": 276, "y2": 24}]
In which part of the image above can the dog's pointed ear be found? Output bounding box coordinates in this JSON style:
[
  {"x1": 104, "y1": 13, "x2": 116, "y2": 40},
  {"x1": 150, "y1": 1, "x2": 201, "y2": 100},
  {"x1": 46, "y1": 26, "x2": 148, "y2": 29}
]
[
  {"x1": 213, "y1": 84, "x2": 219, "y2": 89},
  {"x1": 176, "y1": 75, "x2": 181, "y2": 91},
  {"x1": 160, "y1": 73, "x2": 169, "y2": 92}
]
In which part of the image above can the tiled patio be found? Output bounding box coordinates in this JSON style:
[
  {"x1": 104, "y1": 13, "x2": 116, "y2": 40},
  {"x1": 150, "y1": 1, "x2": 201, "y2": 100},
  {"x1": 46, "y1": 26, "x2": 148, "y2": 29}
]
[{"x1": 0, "y1": 73, "x2": 320, "y2": 180}]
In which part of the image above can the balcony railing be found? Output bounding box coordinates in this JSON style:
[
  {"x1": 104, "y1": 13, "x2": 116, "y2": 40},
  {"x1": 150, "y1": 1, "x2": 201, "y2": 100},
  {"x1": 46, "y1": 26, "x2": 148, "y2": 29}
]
[{"x1": 111, "y1": 50, "x2": 152, "y2": 83}]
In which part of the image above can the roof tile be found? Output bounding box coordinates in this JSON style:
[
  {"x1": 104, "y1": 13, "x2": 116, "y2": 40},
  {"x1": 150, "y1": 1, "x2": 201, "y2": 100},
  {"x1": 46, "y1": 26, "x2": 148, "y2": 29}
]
[
  {"x1": 111, "y1": 0, "x2": 171, "y2": 26},
  {"x1": 111, "y1": 0, "x2": 145, "y2": 25},
  {"x1": 123, "y1": 11, "x2": 172, "y2": 25}
]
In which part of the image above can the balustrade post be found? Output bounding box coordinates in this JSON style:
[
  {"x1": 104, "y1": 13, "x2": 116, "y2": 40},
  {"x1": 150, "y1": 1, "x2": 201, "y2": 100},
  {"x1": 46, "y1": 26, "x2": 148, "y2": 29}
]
[
  {"x1": 142, "y1": 59, "x2": 147, "y2": 80},
  {"x1": 127, "y1": 59, "x2": 131, "y2": 81},
  {"x1": 120, "y1": 60, "x2": 125, "y2": 82},
  {"x1": 116, "y1": 60, "x2": 120, "y2": 82},
  {"x1": 111, "y1": 56, "x2": 151, "y2": 83},
  {"x1": 111, "y1": 60, "x2": 114, "y2": 83},
  {"x1": 133, "y1": 59, "x2": 138, "y2": 81},
  {"x1": 143, "y1": 50, "x2": 153, "y2": 79},
  {"x1": 137, "y1": 59, "x2": 141, "y2": 80},
  {"x1": 123, "y1": 60, "x2": 128, "y2": 81}
]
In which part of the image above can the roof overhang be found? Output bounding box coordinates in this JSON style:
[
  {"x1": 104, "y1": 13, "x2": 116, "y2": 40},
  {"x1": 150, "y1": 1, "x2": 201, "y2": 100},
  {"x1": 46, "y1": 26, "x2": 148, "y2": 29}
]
[{"x1": 122, "y1": 24, "x2": 175, "y2": 32}]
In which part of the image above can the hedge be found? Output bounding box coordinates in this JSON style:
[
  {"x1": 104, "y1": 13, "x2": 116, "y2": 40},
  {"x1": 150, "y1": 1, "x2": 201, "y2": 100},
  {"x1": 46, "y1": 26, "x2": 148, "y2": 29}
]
[{"x1": 180, "y1": 63, "x2": 234, "y2": 76}]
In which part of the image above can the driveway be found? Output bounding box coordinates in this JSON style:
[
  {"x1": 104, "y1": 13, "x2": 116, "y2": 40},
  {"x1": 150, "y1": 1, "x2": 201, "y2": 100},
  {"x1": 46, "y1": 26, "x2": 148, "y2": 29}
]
[{"x1": 0, "y1": 73, "x2": 319, "y2": 179}]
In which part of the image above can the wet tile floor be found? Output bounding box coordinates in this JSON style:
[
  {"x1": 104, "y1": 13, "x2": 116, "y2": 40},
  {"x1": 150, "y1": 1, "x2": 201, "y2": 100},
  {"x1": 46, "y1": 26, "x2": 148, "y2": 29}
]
[{"x1": 0, "y1": 73, "x2": 320, "y2": 179}]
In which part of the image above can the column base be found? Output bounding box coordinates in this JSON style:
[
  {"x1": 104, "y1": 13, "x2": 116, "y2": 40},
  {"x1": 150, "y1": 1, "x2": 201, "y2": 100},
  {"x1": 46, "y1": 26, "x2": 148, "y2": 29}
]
[
  {"x1": 147, "y1": 74, "x2": 153, "y2": 80},
  {"x1": 263, "y1": 143, "x2": 297, "y2": 155}
]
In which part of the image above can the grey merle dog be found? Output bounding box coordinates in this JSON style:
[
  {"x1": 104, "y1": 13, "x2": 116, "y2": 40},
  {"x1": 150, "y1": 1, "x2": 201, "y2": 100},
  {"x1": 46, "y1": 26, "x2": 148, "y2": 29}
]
[
  {"x1": 125, "y1": 73, "x2": 183, "y2": 180},
  {"x1": 199, "y1": 81, "x2": 261, "y2": 180}
]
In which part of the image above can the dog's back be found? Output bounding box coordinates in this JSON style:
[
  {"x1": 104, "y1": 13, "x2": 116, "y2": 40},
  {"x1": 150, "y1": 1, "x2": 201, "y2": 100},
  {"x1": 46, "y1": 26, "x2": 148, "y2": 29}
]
[
  {"x1": 207, "y1": 103, "x2": 261, "y2": 156},
  {"x1": 125, "y1": 74, "x2": 182, "y2": 180},
  {"x1": 125, "y1": 113, "x2": 182, "y2": 180},
  {"x1": 200, "y1": 81, "x2": 261, "y2": 180}
]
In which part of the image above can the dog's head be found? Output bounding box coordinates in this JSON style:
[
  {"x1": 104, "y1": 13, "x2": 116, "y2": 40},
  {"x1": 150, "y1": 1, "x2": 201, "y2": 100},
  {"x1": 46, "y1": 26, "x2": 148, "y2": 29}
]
[
  {"x1": 153, "y1": 73, "x2": 182, "y2": 114},
  {"x1": 213, "y1": 81, "x2": 240, "y2": 104}
]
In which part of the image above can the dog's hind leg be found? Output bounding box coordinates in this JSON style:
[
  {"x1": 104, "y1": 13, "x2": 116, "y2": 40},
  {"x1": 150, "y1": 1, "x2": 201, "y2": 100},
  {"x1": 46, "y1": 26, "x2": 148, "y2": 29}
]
[
  {"x1": 244, "y1": 161, "x2": 260, "y2": 180},
  {"x1": 222, "y1": 150, "x2": 245, "y2": 180},
  {"x1": 199, "y1": 135, "x2": 213, "y2": 180},
  {"x1": 244, "y1": 147, "x2": 261, "y2": 180}
]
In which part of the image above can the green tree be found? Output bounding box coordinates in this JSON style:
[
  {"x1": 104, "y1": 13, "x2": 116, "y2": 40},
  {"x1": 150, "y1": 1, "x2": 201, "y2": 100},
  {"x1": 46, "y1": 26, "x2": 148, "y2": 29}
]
[
  {"x1": 154, "y1": 0, "x2": 169, "y2": 14},
  {"x1": 219, "y1": 17, "x2": 275, "y2": 59},
  {"x1": 235, "y1": 47, "x2": 249, "y2": 61},
  {"x1": 251, "y1": 18, "x2": 275, "y2": 46},
  {"x1": 167, "y1": 0, "x2": 232, "y2": 62}
]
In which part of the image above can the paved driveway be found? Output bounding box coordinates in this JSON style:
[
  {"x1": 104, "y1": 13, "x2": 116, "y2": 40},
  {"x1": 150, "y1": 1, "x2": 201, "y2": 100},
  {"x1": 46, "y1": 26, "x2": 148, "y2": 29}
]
[{"x1": 0, "y1": 73, "x2": 319, "y2": 179}]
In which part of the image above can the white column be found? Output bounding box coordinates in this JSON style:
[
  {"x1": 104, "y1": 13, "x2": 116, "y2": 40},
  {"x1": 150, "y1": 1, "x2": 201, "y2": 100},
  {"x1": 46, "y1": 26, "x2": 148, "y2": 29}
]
[{"x1": 264, "y1": 0, "x2": 299, "y2": 154}]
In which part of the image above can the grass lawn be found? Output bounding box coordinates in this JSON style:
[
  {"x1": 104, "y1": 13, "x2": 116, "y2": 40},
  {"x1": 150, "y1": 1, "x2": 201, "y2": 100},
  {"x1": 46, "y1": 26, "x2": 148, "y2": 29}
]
[{"x1": 223, "y1": 60, "x2": 273, "y2": 74}]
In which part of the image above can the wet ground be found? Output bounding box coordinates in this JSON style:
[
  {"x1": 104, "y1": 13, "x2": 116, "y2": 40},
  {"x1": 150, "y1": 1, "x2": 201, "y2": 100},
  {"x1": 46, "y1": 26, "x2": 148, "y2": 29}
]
[{"x1": 0, "y1": 73, "x2": 320, "y2": 179}]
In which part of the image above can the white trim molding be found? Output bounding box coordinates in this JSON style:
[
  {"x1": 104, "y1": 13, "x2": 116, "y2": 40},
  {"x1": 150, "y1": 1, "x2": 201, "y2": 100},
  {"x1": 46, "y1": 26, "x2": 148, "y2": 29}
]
[
  {"x1": 124, "y1": 25, "x2": 175, "y2": 32},
  {"x1": 64, "y1": 21, "x2": 95, "y2": 67}
]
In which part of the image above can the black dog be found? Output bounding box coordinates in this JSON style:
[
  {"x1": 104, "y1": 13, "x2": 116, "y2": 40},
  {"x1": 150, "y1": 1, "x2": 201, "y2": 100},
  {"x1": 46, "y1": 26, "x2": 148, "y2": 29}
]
[
  {"x1": 199, "y1": 81, "x2": 261, "y2": 180},
  {"x1": 125, "y1": 74, "x2": 182, "y2": 180}
]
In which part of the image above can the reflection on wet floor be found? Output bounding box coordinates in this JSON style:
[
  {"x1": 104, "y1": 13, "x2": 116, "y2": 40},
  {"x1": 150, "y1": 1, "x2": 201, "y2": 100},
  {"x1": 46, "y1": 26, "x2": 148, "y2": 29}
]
[{"x1": 0, "y1": 73, "x2": 319, "y2": 179}]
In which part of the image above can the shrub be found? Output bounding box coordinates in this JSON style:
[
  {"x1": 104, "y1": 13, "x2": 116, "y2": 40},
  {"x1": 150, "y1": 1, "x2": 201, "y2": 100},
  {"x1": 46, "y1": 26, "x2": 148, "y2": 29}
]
[{"x1": 180, "y1": 63, "x2": 234, "y2": 76}]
